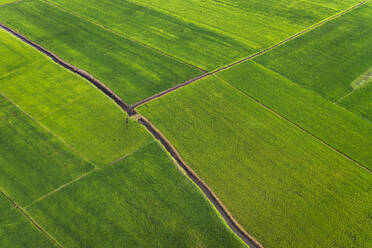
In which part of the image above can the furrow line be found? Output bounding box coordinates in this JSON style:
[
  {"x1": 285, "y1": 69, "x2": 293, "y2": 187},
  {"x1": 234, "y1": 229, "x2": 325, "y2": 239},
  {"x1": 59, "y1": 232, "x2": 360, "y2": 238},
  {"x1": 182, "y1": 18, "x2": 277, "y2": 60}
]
[
  {"x1": 137, "y1": 115, "x2": 263, "y2": 248},
  {"x1": 0, "y1": 22, "x2": 135, "y2": 115},
  {"x1": 0, "y1": 190, "x2": 64, "y2": 248},
  {"x1": 131, "y1": 0, "x2": 369, "y2": 109}
]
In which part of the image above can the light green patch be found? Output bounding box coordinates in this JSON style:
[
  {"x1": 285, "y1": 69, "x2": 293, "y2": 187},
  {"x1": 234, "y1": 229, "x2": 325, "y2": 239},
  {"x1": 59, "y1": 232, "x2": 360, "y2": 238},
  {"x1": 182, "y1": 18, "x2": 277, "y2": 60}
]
[{"x1": 351, "y1": 67, "x2": 372, "y2": 89}]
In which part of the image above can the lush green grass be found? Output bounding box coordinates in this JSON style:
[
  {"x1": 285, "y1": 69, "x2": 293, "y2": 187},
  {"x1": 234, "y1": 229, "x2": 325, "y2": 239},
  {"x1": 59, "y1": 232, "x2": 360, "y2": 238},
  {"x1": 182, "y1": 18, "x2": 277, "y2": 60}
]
[
  {"x1": 0, "y1": 194, "x2": 55, "y2": 247},
  {"x1": 0, "y1": 96, "x2": 93, "y2": 206},
  {"x1": 139, "y1": 77, "x2": 372, "y2": 248},
  {"x1": 210, "y1": 0, "x2": 341, "y2": 26},
  {"x1": 255, "y1": 2, "x2": 372, "y2": 102},
  {"x1": 339, "y1": 82, "x2": 372, "y2": 121},
  {"x1": 0, "y1": 28, "x2": 152, "y2": 165},
  {"x1": 218, "y1": 61, "x2": 372, "y2": 168},
  {"x1": 26, "y1": 142, "x2": 246, "y2": 248},
  {"x1": 0, "y1": 0, "x2": 201, "y2": 104},
  {"x1": 130, "y1": 0, "x2": 347, "y2": 50},
  {"x1": 49, "y1": 0, "x2": 253, "y2": 71}
]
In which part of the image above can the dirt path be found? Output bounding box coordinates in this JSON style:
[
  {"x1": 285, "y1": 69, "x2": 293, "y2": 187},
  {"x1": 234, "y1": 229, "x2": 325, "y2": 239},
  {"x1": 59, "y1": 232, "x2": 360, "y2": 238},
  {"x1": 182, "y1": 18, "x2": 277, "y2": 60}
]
[
  {"x1": 137, "y1": 115, "x2": 263, "y2": 248},
  {"x1": 131, "y1": 0, "x2": 369, "y2": 109},
  {"x1": 0, "y1": 23, "x2": 134, "y2": 115},
  {"x1": 0, "y1": 190, "x2": 63, "y2": 248},
  {"x1": 0, "y1": 22, "x2": 261, "y2": 248}
]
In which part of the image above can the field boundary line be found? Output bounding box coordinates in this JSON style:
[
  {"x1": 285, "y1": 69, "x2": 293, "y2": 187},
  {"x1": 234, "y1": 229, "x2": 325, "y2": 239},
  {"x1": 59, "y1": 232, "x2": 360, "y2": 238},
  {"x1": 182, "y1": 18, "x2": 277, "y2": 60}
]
[
  {"x1": 216, "y1": 75, "x2": 371, "y2": 173},
  {"x1": 131, "y1": 0, "x2": 369, "y2": 109},
  {"x1": 24, "y1": 169, "x2": 96, "y2": 210},
  {"x1": 137, "y1": 115, "x2": 263, "y2": 248},
  {"x1": 0, "y1": 22, "x2": 135, "y2": 115},
  {"x1": 0, "y1": 92, "x2": 96, "y2": 167},
  {"x1": 335, "y1": 90, "x2": 355, "y2": 103},
  {"x1": 42, "y1": 0, "x2": 206, "y2": 73},
  {"x1": 0, "y1": 190, "x2": 64, "y2": 248}
]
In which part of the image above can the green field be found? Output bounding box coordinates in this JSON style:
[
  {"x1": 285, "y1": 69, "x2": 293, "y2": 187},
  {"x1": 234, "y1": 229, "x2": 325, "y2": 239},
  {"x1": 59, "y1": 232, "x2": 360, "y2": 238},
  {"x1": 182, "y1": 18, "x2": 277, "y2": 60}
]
[
  {"x1": 255, "y1": 2, "x2": 372, "y2": 103},
  {"x1": 129, "y1": 0, "x2": 357, "y2": 49},
  {"x1": 217, "y1": 3, "x2": 372, "y2": 168},
  {"x1": 1, "y1": 0, "x2": 371, "y2": 247},
  {"x1": 218, "y1": 61, "x2": 372, "y2": 168},
  {"x1": 0, "y1": 95, "x2": 93, "y2": 206},
  {"x1": 0, "y1": 19, "x2": 247, "y2": 247},
  {"x1": 0, "y1": 194, "x2": 55, "y2": 247},
  {"x1": 47, "y1": 0, "x2": 253, "y2": 71},
  {"x1": 26, "y1": 142, "x2": 246, "y2": 248},
  {"x1": 139, "y1": 77, "x2": 372, "y2": 248},
  {"x1": 0, "y1": 28, "x2": 152, "y2": 165},
  {"x1": 0, "y1": 0, "x2": 201, "y2": 104}
]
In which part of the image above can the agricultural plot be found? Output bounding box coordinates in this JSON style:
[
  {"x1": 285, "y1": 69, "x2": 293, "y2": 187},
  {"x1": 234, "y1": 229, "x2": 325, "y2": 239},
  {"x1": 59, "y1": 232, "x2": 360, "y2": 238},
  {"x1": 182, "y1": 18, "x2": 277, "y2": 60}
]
[
  {"x1": 0, "y1": 95, "x2": 92, "y2": 206},
  {"x1": 218, "y1": 61, "x2": 372, "y2": 168},
  {"x1": 0, "y1": 0, "x2": 201, "y2": 104},
  {"x1": 129, "y1": 0, "x2": 355, "y2": 49},
  {"x1": 254, "y1": 2, "x2": 372, "y2": 103},
  {"x1": 0, "y1": 194, "x2": 55, "y2": 247},
  {"x1": 26, "y1": 142, "x2": 246, "y2": 248},
  {"x1": 138, "y1": 77, "x2": 372, "y2": 248},
  {"x1": 48, "y1": 0, "x2": 253, "y2": 71},
  {"x1": 0, "y1": 28, "x2": 152, "y2": 165}
]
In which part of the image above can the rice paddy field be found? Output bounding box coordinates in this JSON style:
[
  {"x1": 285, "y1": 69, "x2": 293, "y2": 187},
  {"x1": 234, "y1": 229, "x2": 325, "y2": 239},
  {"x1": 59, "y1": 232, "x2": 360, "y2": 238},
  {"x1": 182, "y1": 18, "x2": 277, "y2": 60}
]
[
  {"x1": 1, "y1": 0, "x2": 371, "y2": 247},
  {"x1": 0, "y1": 22, "x2": 245, "y2": 247}
]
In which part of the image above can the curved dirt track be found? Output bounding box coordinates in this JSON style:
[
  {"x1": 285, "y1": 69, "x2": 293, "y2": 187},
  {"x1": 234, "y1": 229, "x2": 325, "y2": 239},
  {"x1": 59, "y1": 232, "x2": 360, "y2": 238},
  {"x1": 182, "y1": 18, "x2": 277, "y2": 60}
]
[{"x1": 0, "y1": 23, "x2": 261, "y2": 247}]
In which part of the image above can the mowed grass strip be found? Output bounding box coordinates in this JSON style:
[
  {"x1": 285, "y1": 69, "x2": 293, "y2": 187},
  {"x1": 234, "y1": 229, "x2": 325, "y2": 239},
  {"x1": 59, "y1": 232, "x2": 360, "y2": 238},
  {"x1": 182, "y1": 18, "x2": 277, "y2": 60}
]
[
  {"x1": 139, "y1": 77, "x2": 372, "y2": 248},
  {"x1": 49, "y1": 0, "x2": 253, "y2": 71},
  {"x1": 0, "y1": 28, "x2": 153, "y2": 165},
  {"x1": 27, "y1": 142, "x2": 246, "y2": 248},
  {"x1": 0, "y1": 0, "x2": 201, "y2": 104},
  {"x1": 255, "y1": 2, "x2": 372, "y2": 102},
  {"x1": 218, "y1": 61, "x2": 372, "y2": 168},
  {"x1": 0, "y1": 194, "x2": 55, "y2": 248},
  {"x1": 0, "y1": 96, "x2": 92, "y2": 208}
]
